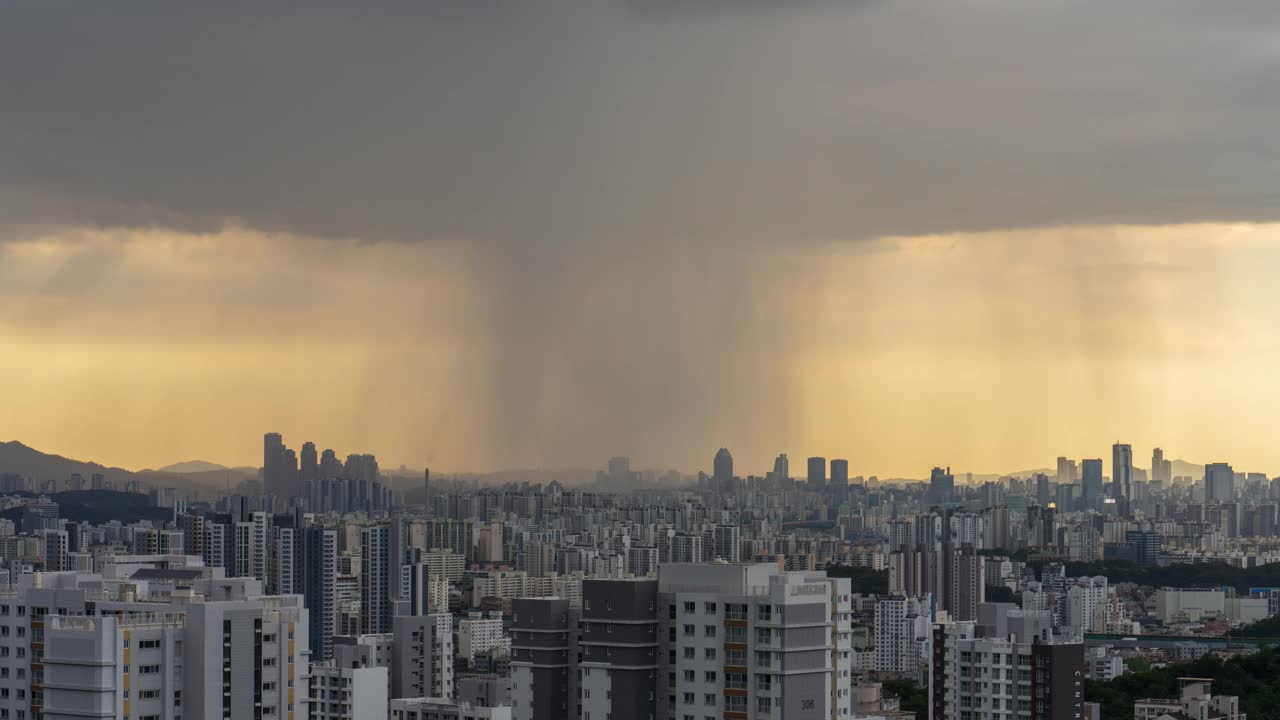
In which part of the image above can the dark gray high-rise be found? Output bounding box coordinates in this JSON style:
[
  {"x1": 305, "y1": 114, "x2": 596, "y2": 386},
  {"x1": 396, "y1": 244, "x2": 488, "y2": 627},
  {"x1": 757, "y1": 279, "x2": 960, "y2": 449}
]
[
  {"x1": 263, "y1": 432, "x2": 285, "y2": 498},
  {"x1": 303, "y1": 525, "x2": 337, "y2": 661},
  {"x1": 511, "y1": 597, "x2": 574, "y2": 720},
  {"x1": 713, "y1": 448, "x2": 733, "y2": 490},
  {"x1": 830, "y1": 458, "x2": 849, "y2": 485},
  {"x1": 577, "y1": 579, "x2": 658, "y2": 720},
  {"x1": 807, "y1": 456, "x2": 827, "y2": 486},
  {"x1": 1081, "y1": 458, "x2": 1103, "y2": 509},
  {"x1": 300, "y1": 441, "x2": 317, "y2": 505},
  {"x1": 1112, "y1": 442, "x2": 1133, "y2": 502},
  {"x1": 928, "y1": 466, "x2": 955, "y2": 505},
  {"x1": 1205, "y1": 462, "x2": 1236, "y2": 502}
]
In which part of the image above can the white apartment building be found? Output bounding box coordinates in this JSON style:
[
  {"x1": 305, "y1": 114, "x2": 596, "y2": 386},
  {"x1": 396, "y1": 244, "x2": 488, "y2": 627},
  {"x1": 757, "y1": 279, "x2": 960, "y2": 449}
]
[
  {"x1": 1064, "y1": 577, "x2": 1108, "y2": 633},
  {"x1": 182, "y1": 595, "x2": 310, "y2": 720},
  {"x1": 670, "y1": 535, "x2": 703, "y2": 564},
  {"x1": 43, "y1": 614, "x2": 184, "y2": 720},
  {"x1": 657, "y1": 563, "x2": 854, "y2": 720},
  {"x1": 627, "y1": 545, "x2": 659, "y2": 577},
  {"x1": 458, "y1": 612, "x2": 511, "y2": 664},
  {"x1": 308, "y1": 662, "x2": 388, "y2": 720},
  {"x1": 471, "y1": 571, "x2": 584, "y2": 611},
  {"x1": 872, "y1": 595, "x2": 932, "y2": 680},
  {"x1": 19, "y1": 570, "x2": 310, "y2": 720},
  {"x1": 422, "y1": 550, "x2": 467, "y2": 583},
  {"x1": 713, "y1": 526, "x2": 742, "y2": 562},
  {"x1": 1135, "y1": 679, "x2": 1244, "y2": 720},
  {"x1": 929, "y1": 616, "x2": 1083, "y2": 720}
]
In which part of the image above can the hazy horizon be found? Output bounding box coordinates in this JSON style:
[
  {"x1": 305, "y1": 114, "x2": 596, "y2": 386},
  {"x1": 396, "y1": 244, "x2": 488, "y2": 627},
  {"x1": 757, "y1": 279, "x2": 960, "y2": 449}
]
[
  {"x1": 0, "y1": 436, "x2": 1225, "y2": 486},
  {"x1": 5, "y1": 2, "x2": 1280, "y2": 477}
]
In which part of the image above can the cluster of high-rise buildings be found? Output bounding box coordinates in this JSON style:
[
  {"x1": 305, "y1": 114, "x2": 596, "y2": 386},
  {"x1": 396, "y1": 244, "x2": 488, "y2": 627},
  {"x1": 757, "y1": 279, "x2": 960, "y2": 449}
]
[
  {"x1": 263, "y1": 433, "x2": 393, "y2": 515},
  {"x1": 6, "y1": 437, "x2": 1280, "y2": 719}
]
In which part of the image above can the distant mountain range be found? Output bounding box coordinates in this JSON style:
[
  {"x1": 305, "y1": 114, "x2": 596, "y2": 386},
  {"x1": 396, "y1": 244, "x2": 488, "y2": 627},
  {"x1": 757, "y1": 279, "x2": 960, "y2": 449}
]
[
  {"x1": 153, "y1": 460, "x2": 228, "y2": 474},
  {"x1": 0, "y1": 440, "x2": 139, "y2": 486},
  {"x1": 0, "y1": 441, "x2": 258, "y2": 493}
]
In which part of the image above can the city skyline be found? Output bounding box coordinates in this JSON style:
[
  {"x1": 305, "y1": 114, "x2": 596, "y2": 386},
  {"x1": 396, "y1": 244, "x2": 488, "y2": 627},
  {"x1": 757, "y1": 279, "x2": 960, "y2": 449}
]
[
  {"x1": 0, "y1": 433, "x2": 1251, "y2": 487},
  {"x1": 2, "y1": 4, "x2": 1277, "y2": 720}
]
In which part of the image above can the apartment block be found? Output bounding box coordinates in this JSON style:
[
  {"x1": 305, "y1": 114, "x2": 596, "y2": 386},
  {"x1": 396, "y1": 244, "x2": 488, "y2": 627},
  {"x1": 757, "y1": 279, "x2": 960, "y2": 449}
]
[{"x1": 657, "y1": 563, "x2": 854, "y2": 720}]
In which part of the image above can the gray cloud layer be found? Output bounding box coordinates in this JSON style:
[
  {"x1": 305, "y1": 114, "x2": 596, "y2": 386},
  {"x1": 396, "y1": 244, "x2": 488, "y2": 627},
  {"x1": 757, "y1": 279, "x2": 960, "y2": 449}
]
[
  {"x1": 5, "y1": 0, "x2": 1278, "y2": 244},
  {"x1": 3, "y1": 0, "x2": 1279, "y2": 470}
]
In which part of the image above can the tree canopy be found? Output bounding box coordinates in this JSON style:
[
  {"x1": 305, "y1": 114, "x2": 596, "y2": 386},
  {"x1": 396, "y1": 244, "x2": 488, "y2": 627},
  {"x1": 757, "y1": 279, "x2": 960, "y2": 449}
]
[{"x1": 1086, "y1": 646, "x2": 1280, "y2": 720}]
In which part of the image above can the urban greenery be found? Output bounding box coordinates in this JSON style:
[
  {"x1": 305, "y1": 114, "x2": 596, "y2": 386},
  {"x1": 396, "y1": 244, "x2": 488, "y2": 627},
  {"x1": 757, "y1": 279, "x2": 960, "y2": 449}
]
[
  {"x1": 985, "y1": 585, "x2": 1017, "y2": 603},
  {"x1": 823, "y1": 564, "x2": 889, "y2": 594},
  {"x1": 1227, "y1": 615, "x2": 1280, "y2": 640},
  {"x1": 1086, "y1": 646, "x2": 1280, "y2": 720},
  {"x1": 882, "y1": 678, "x2": 928, "y2": 720},
  {"x1": 0, "y1": 489, "x2": 170, "y2": 526},
  {"x1": 1046, "y1": 559, "x2": 1280, "y2": 594}
]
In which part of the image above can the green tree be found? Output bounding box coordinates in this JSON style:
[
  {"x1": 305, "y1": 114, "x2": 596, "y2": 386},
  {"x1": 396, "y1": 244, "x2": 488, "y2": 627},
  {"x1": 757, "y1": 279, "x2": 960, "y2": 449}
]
[
  {"x1": 1087, "y1": 646, "x2": 1280, "y2": 720},
  {"x1": 882, "y1": 678, "x2": 927, "y2": 720},
  {"x1": 823, "y1": 564, "x2": 889, "y2": 594}
]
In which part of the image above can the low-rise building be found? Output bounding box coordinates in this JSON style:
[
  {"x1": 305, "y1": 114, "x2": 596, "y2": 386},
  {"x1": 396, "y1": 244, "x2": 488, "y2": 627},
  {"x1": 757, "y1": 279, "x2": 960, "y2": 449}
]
[{"x1": 1134, "y1": 678, "x2": 1244, "y2": 720}]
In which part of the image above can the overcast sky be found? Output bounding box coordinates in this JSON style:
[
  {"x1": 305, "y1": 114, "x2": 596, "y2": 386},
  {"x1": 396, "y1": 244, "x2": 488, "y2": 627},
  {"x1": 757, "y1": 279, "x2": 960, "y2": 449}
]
[{"x1": 3, "y1": 1, "x2": 1280, "y2": 476}]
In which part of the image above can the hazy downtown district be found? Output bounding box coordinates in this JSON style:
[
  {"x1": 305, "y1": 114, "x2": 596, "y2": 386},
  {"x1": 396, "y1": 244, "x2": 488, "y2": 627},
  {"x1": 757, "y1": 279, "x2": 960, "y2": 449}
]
[{"x1": 4, "y1": 2, "x2": 1280, "y2": 720}]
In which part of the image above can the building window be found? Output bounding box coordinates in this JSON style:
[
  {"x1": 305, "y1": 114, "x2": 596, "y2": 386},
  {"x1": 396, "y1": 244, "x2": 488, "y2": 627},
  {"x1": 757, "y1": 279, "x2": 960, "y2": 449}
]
[
  {"x1": 704, "y1": 603, "x2": 717, "y2": 615},
  {"x1": 683, "y1": 602, "x2": 696, "y2": 614}
]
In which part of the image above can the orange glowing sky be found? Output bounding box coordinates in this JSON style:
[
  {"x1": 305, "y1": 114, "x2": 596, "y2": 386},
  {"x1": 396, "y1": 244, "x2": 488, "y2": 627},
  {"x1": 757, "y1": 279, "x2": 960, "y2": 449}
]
[{"x1": 4, "y1": 224, "x2": 1279, "y2": 477}]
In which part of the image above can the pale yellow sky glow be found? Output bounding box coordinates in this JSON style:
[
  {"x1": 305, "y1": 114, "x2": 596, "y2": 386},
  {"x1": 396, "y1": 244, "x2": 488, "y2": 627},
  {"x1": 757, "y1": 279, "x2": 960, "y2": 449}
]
[{"x1": 3, "y1": 224, "x2": 1278, "y2": 477}]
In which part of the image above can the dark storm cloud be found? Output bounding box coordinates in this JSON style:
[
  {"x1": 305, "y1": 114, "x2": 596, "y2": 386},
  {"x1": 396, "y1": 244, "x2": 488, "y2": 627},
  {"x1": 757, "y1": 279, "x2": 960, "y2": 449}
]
[
  {"x1": 4, "y1": 0, "x2": 1279, "y2": 246},
  {"x1": 624, "y1": 0, "x2": 883, "y2": 21},
  {"x1": 4, "y1": 0, "x2": 1280, "y2": 470}
]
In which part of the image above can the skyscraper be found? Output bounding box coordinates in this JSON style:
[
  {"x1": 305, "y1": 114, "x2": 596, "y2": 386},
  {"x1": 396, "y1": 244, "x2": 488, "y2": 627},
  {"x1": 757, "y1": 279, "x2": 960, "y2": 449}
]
[
  {"x1": 362, "y1": 524, "x2": 390, "y2": 634},
  {"x1": 1112, "y1": 443, "x2": 1133, "y2": 502},
  {"x1": 830, "y1": 458, "x2": 849, "y2": 485},
  {"x1": 304, "y1": 525, "x2": 338, "y2": 661},
  {"x1": 283, "y1": 446, "x2": 299, "y2": 501},
  {"x1": 1055, "y1": 456, "x2": 1078, "y2": 487},
  {"x1": 928, "y1": 466, "x2": 955, "y2": 505},
  {"x1": 771, "y1": 453, "x2": 789, "y2": 483},
  {"x1": 1205, "y1": 462, "x2": 1236, "y2": 502},
  {"x1": 1151, "y1": 447, "x2": 1165, "y2": 483},
  {"x1": 607, "y1": 456, "x2": 635, "y2": 486},
  {"x1": 807, "y1": 456, "x2": 827, "y2": 486},
  {"x1": 1081, "y1": 458, "x2": 1103, "y2": 509},
  {"x1": 713, "y1": 448, "x2": 733, "y2": 490},
  {"x1": 301, "y1": 441, "x2": 318, "y2": 505},
  {"x1": 263, "y1": 432, "x2": 285, "y2": 497}
]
